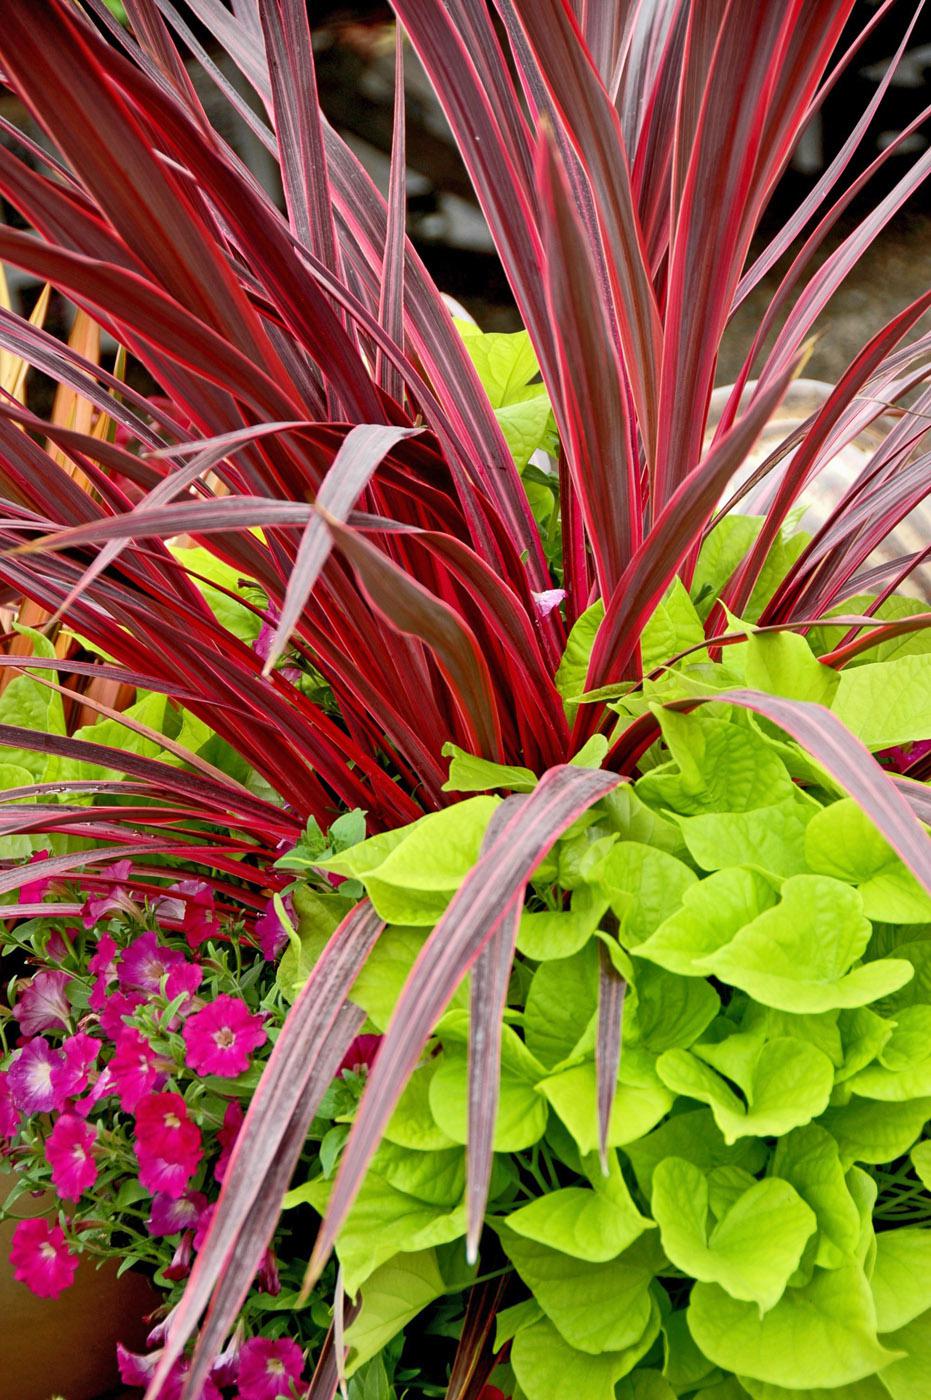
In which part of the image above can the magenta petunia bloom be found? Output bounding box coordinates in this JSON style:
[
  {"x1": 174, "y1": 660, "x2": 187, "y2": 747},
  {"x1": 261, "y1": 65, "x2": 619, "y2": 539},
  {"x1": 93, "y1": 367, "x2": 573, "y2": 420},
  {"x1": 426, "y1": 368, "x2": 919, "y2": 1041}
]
[
  {"x1": 134, "y1": 1091, "x2": 203, "y2": 1199},
  {"x1": 167, "y1": 957, "x2": 204, "y2": 999},
  {"x1": 109, "y1": 1027, "x2": 169, "y2": 1112},
  {"x1": 15, "y1": 969, "x2": 72, "y2": 1036},
  {"x1": 336, "y1": 1034, "x2": 382, "y2": 1077},
  {"x1": 98, "y1": 989, "x2": 145, "y2": 1040},
  {"x1": 254, "y1": 896, "x2": 292, "y2": 962},
  {"x1": 44, "y1": 928, "x2": 73, "y2": 962},
  {"x1": 256, "y1": 1247, "x2": 280, "y2": 1296},
  {"x1": 9, "y1": 1217, "x2": 79, "y2": 1298},
  {"x1": 75, "y1": 1064, "x2": 114, "y2": 1118},
  {"x1": 7, "y1": 1038, "x2": 64, "y2": 1114},
  {"x1": 182, "y1": 995, "x2": 268, "y2": 1078},
  {"x1": 163, "y1": 1229, "x2": 193, "y2": 1281},
  {"x1": 119, "y1": 930, "x2": 188, "y2": 996},
  {"x1": 50, "y1": 1032, "x2": 100, "y2": 1101},
  {"x1": 88, "y1": 932, "x2": 118, "y2": 1011},
  {"x1": 147, "y1": 1189, "x2": 207, "y2": 1238},
  {"x1": 81, "y1": 859, "x2": 134, "y2": 928},
  {"x1": 19, "y1": 848, "x2": 52, "y2": 904},
  {"x1": 136, "y1": 1151, "x2": 200, "y2": 1199},
  {"x1": 237, "y1": 1337, "x2": 305, "y2": 1400},
  {"x1": 193, "y1": 1202, "x2": 215, "y2": 1252},
  {"x1": 45, "y1": 1114, "x2": 98, "y2": 1200},
  {"x1": 215, "y1": 1100, "x2": 244, "y2": 1183},
  {"x1": 0, "y1": 1070, "x2": 19, "y2": 1140},
  {"x1": 116, "y1": 1343, "x2": 221, "y2": 1400},
  {"x1": 163, "y1": 879, "x2": 219, "y2": 950}
]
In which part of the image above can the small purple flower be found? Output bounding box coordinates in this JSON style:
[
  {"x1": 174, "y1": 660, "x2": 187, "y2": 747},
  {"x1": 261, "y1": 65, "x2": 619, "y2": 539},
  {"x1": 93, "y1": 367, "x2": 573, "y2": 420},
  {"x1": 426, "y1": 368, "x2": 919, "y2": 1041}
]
[
  {"x1": 7, "y1": 1038, "x2": 64, "y2": 1114},
  {"x1": 50, "y1": 1032, "x2": 99, "y2": 1101},
  {"x1": 15, "y1": 969, "x2": 71, "y2": 1036},
  {"x1": 254, "y1": 896, "x2": 292, "y2": 962},
  {"x1": 162, "y1": 1230, "x2": 193, "y2": 1281},
  {"x1": 531, "y1": 588, "x2": 566, "y2": 619},
  {"x1": 256, "y1": 1247, "x2": 280, "y2": 1296},
  {"x1": 75, "y1": 1064, "x2": 114, "y2": 1118},
  {"x1": 19, "y1": 849, "x2": 52, "y2": 904},
  {"x1": 337, "y1": 1034, "x2": 382, "y2": 1077},
  {"x1": 147, "y1": 1189, "x2": 208, "y2": 1238},
  {"x1": 88, "y1": 933, "x2": 118, "y2": 1011},
  {"x1": 81, "y1": 859, "x2": 134, "y2": 927},
  {"x1": 214, "y1": 1100, "x2": 244, "y2": 1183},
  {"x1": 0, "y1": 1071, "x2": 19, "y2": 1140},
  {"x1": 44, "y1": 928, "x2": 72, "y2": 962},
  {"x1": 119, "y1": 930, "x2": 185, "y2": 995}
]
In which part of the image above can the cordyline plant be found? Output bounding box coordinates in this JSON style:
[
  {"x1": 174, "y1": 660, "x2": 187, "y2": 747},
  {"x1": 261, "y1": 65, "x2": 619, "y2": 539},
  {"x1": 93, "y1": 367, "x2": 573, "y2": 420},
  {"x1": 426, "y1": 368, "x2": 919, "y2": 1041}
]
[{"x1": 1, "y1": 0, "x2": 931, "y2": 1394}]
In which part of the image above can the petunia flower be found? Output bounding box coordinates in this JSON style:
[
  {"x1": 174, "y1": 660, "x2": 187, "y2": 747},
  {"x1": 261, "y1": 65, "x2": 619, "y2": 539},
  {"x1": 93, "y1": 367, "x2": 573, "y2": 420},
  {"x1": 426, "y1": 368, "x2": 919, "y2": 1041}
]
[
  {"x1": 209, "y1": 1325, "x2": 242, "y2": 1390},
  {"x1": 136, "y1": 1149, "x2": 200, "y2": 1200},
  {"x1": 15, "y1": 969, "x2": 72, "y2": 1036},
  {"x1": 88, "y1": 932, "x2": 118, "y2": 1011},
  {"x1": 163, "y1": 1229, "x2": 194, "y2": 1281},
  {"x1": 134, "y1": 1091, "x2": 203, "y2": 1199},
  {"x1": 81, "y1": 859, "x2": 134, "y2": 928},
  {"x1": 44, "y1": 927, "x2": 73, "y2": 962},
  {"x1": 45, "y1": 1114, "x2": 98, "y2": 1200},
  {"x1": 98, "y1": 989, "x2": 145, "y2": 1041},
  {"x1": 9, "y1": 1217, "x2": 79, "y2": 1298},
  {"x1": 254, "y1": 896, "x2": 292, "y2": 962},
  {"x1": 109, "y1": 1027, "x2": 170, "y2": 1113},
  {"x1": 50, "y1": 1032, "x2": 100, "y2": 1101},
  {"x1": 236, "y1": 1337, "x2": 305, "y2": 1400},
  {"x1": 119, "y1": 930, "x2": 188, "y2": 996},
  {"x1": 165, "y1": 957, "x2": 205, "y2": 1013},
  {"x1": 531, "y1": 587, "x2": 566, "y2": 618},
  {"x1": 116, "y1": 1343, "x2": 222, "y2": 1400},
  {"x1": 7, "y1": 1038, "x2": 64, "y2": 1114},
  {"x1": 256, "y1": 1247, "x2": 280, "y2": 1296},
  {"x1": 18, "y1": 848, "x2": 52, "y2": 904},
  {"x1": 215, "y1": 1100, "x2": 244, "y2": 1183},
  {"x1": 193, "y1": 1203, "x2": 215, "y2": 1252},
  {"x1": 165, "y1": 879, "x2": 219, "y2": 950},
  {"x1": 75, "y1": 1064, "x2": 114, "y2": 1118},
  {"x1": 336, "y1": 1034, "x2": 381, "y2": 1077},
  {"x1": 0, "y1": 1070, "x2": 19, "y2": 1140},
  {"x1": 182, "y1": 995, "x2": 268, "y2": 1078},
  {"x1": 147, "y1": 1189, "x2": 208, "y2": 1238}
]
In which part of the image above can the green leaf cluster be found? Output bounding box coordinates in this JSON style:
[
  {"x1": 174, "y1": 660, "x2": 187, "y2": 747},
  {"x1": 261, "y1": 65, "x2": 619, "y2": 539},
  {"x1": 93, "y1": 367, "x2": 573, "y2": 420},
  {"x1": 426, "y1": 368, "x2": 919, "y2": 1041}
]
[{"x1": 282, "y1": 680, "x2": 931, "y2": 1394}]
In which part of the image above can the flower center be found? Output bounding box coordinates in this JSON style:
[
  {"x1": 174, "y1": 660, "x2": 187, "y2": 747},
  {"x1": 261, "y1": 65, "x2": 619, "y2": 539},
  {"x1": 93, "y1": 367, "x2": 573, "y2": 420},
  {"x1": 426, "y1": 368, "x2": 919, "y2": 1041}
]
[
  {"x1": 39, "y1": 1242, "x2": 57, "y2": 1261},
  {"x1": 212, "y1": 1026, "x2": 235, "y2": 1049},
  {"x1": 165, "y1": 1112, "x2": 181, "y2": 1129},
  {"x1": 267, "y1": 1359, "x2": 286, "y2": 1376}
]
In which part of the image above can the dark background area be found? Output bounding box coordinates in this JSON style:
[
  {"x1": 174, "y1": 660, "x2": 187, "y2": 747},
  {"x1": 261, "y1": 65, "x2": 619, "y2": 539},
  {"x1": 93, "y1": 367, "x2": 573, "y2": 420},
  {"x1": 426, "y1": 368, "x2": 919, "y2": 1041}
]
[{"x1": 2, "y1": 0, "x2": 931, "y2": 391}]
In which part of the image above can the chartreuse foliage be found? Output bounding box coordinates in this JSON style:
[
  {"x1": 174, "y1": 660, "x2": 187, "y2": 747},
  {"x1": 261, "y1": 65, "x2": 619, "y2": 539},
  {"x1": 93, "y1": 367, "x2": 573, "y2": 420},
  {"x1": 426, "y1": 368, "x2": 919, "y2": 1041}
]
[{"x1": 280, "y1": 633, "x2": 931, "y2": 1396}]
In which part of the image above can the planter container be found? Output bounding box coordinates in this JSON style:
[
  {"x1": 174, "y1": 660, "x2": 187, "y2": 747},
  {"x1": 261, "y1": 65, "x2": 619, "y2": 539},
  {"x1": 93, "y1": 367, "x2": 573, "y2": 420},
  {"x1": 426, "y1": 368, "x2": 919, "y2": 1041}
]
[{"x1": 0, "y1": 1171, "x2": 155, "y2": 1400}]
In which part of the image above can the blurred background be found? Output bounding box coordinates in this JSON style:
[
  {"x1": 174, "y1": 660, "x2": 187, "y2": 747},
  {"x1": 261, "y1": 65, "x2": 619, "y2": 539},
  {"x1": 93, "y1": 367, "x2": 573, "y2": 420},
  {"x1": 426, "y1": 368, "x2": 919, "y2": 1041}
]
[{"x1": 1, "y1": 0, "x2": 930, "y2": 392}]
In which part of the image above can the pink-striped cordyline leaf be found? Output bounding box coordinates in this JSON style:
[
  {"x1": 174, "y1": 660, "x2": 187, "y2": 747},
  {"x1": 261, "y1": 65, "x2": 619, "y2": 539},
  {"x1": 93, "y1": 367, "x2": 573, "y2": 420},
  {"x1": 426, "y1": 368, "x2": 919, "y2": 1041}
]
[
  {"x1": 302, "y1": 766, "x2": 619, "y2": 1295},
  {"x1": 466, "y1": 796, "x2": 528, "y2": 1262}
]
